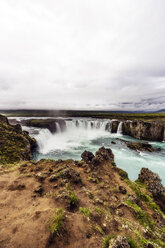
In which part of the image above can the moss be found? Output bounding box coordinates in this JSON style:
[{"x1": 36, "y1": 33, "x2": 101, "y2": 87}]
[
  {"x1": 102, "y1": 235, "x2": 111, "y2": 248},
  {"x1": 127, "y1": 237, "x2": 138, "y2": 248},
  {"x1": 125, "y1": 179, "x2": 164, "y2": 216},
  {"x1": 125, "y1": 200, "x2": 155, "y2": 229},
  {"x1": 94, "y1": 224, "x2": 104, "y2": 235},
  {"x1": 117, "y1": 168, "x2": 128, "y2": 179},
  {"x1": 79, "y1": 207, "x2": 92, "y2": 218},
  {"x1": 94, "y1": 207, "x2": 104, "y2": 215},
  {"x1": 47, "y1": 208, "x2": 64, "y2": 235},
  {"x1": 0, "y1": 121, "x2": 36, "y2": 164}
]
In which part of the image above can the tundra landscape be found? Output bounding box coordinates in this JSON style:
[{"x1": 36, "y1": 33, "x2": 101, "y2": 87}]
[{"x1": 1, "y1": 0, "x2": 165, "y2": 247}]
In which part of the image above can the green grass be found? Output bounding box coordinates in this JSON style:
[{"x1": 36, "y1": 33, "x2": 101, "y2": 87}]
[
  {"x1": 127, "y1": 237, "x2": 138, "y2": 248},
  {"x1": 94, "y1": 207, "x2": 104, "y2": 215},
  {"x1": 66, "y1": 183, "x2": 78, "y2": 207},
  {"x1": 48, "y1": 208, "x2": 64, "y2": 235},
  {"x1": 79, "y1": 207, "x2": 92, "y2": 218},
  {"x1": 125, "y1": 179, "x2": 164, "y2": 216},
  {"x1": 102, "y1": 235, "x2": 111, "y2": 248},
  {"x1": 125, "y1": 200, "x2": 155, "y2": 229}
]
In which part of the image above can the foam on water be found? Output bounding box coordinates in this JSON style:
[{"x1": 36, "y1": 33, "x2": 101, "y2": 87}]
[{"x1": 18, "y1": 117, "x2": 165, "y2": 185}]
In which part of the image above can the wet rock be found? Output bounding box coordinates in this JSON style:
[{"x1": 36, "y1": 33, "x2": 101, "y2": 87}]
[
  {"x1": 110, "y1": 121, "x2": 120, "y2": 133},
  {"x1": 138, "y1": 168, "x2": 164, "y2": 197},
  {"x1": 109, "y1": 236, "x2": 130, "y2": 248},
  {"x1": 81, "y1": 151, "x2": 94, "y2": 164},
  {"x1": 111, "y1": 141, "x2": 116, "y2": 144},
  {"x1": 126, "y1": 141, "x2": 154, "y2": 152}
]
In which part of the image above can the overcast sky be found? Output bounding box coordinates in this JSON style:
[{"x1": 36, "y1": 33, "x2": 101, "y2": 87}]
[{"x1": 0, "y1": 0, "x2": 165, "y2": 111}]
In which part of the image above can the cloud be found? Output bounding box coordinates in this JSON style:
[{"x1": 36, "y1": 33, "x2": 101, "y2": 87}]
[{"x1": 0, "y1": 0, "x2": 165, "y2": 110}]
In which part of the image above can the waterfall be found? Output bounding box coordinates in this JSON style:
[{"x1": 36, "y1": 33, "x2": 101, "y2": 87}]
[
  {"x1": 56, "y1": 122, "x2": 61, "y2": 133},
  {"x1": 35, "y1": 129, "x2": 53, "y2": 151},
  {"x1": 117, "y1": 122, "x2": 123, "y2": 134}
]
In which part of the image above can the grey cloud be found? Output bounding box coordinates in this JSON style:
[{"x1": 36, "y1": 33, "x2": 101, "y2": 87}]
[{"x1": 0, "y1": 0, "x2": 165, "y2": 111}]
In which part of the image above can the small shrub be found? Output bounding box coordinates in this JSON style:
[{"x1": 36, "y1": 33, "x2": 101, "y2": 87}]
[
  {"x1": 94, "y1": 207, "x2": 104, "y2": 215},
  {"x1": 66, "y1": 183, "x2": 78, "y2": 208},
  {"x1": 48, "y1": 208, "x2": 64, "y2": 235},
  {"x1": 102, "y1": 235, "x2": 111, "y2": 248},
  {"x1": 79, "y1": 207, "x2": 92, "y2": 218},
  {"x1": 127, "y1": 236, "x2": 138, "y2": 248}
]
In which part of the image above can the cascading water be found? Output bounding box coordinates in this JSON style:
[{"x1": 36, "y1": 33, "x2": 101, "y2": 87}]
[
  {"x1": 15, "y1": 116, "x2": 165, "y2": 185},
  {"x1": 56, "y1": 122, "x2": 61, "y2": 133},
  {"x1": 117, "y1": 122, "x2": 123, "y2": 135}
]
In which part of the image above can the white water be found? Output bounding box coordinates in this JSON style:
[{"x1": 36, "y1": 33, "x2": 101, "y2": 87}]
[
  {"x1": 13, "y1": 117, "x2": 165, "y2": 185},
  {"x1": 117, "y1": 121, "x2": 123, "y2": 135}
]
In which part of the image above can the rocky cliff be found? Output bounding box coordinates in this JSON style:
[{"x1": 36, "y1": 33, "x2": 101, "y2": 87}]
[
  {"x1": 0, "y1": 115, "x2": 37, "y2": 164},
  {"x1": 122, "y1": 121, "x2": 164, "y2": 141}
]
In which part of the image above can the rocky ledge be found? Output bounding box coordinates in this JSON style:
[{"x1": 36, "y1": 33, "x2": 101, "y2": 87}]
[
  {"x1": 20, "y1": 119, "x2": 66, "y2": 133},
  {"x1": 0, "y1": 114, "x2": 37, "y2": 164}
]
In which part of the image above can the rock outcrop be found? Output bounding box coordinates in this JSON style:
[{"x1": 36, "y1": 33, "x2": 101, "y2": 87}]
[
  {"x1": 81, "y1": 146, "x2": 115, "y2": 166},
  {"x1": 138, "y1": 168, "x2": 164, "y2": 197},
  {"x1": 122, "y1": 121, "x2": 164, "y2": 141},
  {"x1": 0, "y1": 115, "x2": 37, "y2": 164},
  {"x1": 21, "y1": 119, "x2": 66, "y2": 133},
  {"x1": 138, "y1": 168, "x2": 165, "y2": 212}
]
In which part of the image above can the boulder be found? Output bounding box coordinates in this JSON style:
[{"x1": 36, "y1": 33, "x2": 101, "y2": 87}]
[
  {"x1": 138, "y1": 168, "x2": 164, "y2": 197},
  {"x1": 81, "y1": 151, "x2": 94, "y2": 164}
]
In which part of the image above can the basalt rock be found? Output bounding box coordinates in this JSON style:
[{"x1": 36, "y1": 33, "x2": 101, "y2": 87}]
[
  {"x1": 111, "y1": 121, "x2": 120, "y2": 133},
  {"x1": 125, "y1": 141, "x2": 154, "y2": 152},
  {"x1": 0, "y1": 114, "x2": 37, "y2": 164},
  {"x1": 138, "y1": 168, "x2": 164, "y2": 197},
  {"x1": 122, "y1": 121, "x2": 164, "y2": 141},
  {"x1": 81, "y1": 147, "x2": 115, "y2": 166},
  {"x1": 81, "y1": 150, "x2": 94, "y2": 164}
]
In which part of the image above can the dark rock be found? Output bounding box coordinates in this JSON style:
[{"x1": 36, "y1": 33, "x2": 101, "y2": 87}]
[
  {"x1": 126, "y1": 141, "x2": 154, "y2": 152},
  {"x1": 145, "y1": 243, "x2": 155, "y2": 248},
  {"x1": 81, "y1": 150, "x2": 94, "y2": 164},
  {"x1": 33, "y1": 185, "x2": 43, "y2": 196},
  {"x1": 122, "y1": 121, "x2": 164, "y2": 141},
  {"x1": 8, "y1": 183, "x2": 26, "y2": 191},
  {"x1": 111, "y1": 121, "x2": 120, "y2": 133},
  {"x1": 109, "y1": 236, "x2": 130, "y2": 248},
  {"x1": 119, "y1": 186, "x2": 127, "y2": 194},
  {"x1": 138, "y1": 168, "x2": 164, "y2": 197},
  {"x1": 0, "y1": 115, "x2": 37, "y2": 164},
  {"x1": 111, "y1": 141, "x2": 116, "y2": 144},
  {"x1": 0, "y1": 115, "x2": 9, "y2": 124}
]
